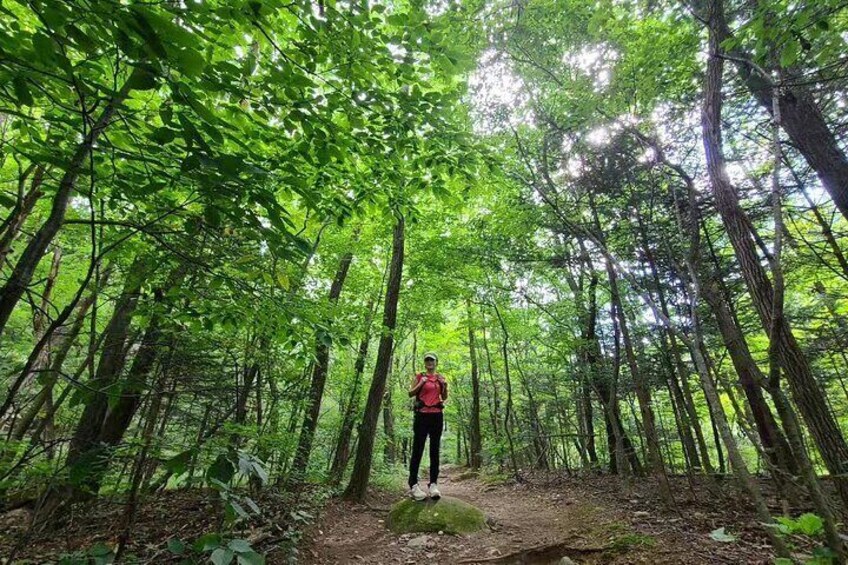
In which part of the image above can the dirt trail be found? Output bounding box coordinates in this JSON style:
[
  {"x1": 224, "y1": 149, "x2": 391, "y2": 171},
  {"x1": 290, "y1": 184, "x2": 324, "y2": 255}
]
[{"x1": 300, "y1": 468, "x2": 772, "y2": 564}]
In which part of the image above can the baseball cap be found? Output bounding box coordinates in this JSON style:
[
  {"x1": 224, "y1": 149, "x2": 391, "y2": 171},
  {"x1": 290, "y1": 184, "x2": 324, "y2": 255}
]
[{"x1": 423, "y1": 352, "x2": 438, "y2": 362}]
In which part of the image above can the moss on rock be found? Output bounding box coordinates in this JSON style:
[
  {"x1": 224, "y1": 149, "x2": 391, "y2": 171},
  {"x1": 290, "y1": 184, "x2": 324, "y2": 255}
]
[{"x1": 387, "y1": 496, "x2": 487, "y2": 535}]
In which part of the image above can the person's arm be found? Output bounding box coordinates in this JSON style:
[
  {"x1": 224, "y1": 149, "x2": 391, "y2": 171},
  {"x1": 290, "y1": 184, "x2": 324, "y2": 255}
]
[
  {"x1": 409, "y1": 374, "x2": 424, "y2": 397},
  {"x1": 439, "y1": 375, "x2": 448, "y2": 401}
]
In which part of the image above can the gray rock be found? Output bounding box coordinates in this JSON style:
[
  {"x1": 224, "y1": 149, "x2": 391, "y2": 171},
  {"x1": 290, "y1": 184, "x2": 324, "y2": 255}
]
[{"x1": 407, "y1": 535, "x2": 432, "y2": 550}]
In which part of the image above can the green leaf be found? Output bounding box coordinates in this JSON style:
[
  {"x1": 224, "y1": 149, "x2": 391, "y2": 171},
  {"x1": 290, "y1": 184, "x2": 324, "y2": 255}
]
[
  {"x1": 13, "y1": 76, "x2": 34, "y2": 106},
  {"x1": 779, "y1": 41, "x2": 800, "y2": 67},
  {"x1": 151, "y1": 127, "x2": 177, "y2": 145},
  {"x1": 172, "y1": 47, "x2": 206, "y2": 77},
  {"x1": 32, "y1": 33, "x2": 56, "y2": 63},
  {"x1": 207, "y1": 453, "x2": 235, "y2": 484},
  {"x1": 237, "y1": 552, "x2": 265, "y2": 565},
  {"x1": 227, "y1": 539, "x2": 253, "y2": 553},
  {"x1": 795, "y1": 513, "x2": 824, "y2": 536},
  {"x1": 127, "y1": 67, "x2": 159, "y2": 91},
  {"x1": 193, "y1": 533, "x2": 223, "y2": 552},
  {"x1": 163, "y1": 450, "x2": 194, "y2": 477},
  {"x1": 167, "y1": 538, "x2": 186, "y2": 555},
  {"x1": 229, "y1": 499, "x2": 250, "y2": 520},
  {"x1": 210, "y1": 547, "x2": 235, "y2": 565},
  {"x1": 89, "y1": 543, "x2": 114, "y2": 565},
  {"x1": 708, "y1": 527, "x2": 736, "y2": 543}
]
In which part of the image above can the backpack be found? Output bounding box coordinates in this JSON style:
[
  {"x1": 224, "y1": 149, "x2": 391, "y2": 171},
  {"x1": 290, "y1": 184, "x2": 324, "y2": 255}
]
[{"x1": 413, "y1": 373, "x2": 446, "y2": 412}]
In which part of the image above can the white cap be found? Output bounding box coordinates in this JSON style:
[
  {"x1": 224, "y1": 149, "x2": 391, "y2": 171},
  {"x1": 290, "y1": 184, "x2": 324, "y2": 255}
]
[{"x1": 423, "y1": 352, "x2": 438, "y2": 362}]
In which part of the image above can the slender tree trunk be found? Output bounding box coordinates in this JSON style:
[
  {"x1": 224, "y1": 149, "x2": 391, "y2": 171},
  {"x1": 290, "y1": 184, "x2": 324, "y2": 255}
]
[
  {"x1": 114, "y1": 369, "x2": 166, "y2": 560},
  {"x1": 607, "y1": 263, "x2": 672, "y2": 503},
  {"x1": 329, "y1": 301, "x2": 375, "y2": 484},
  {"x1": 636, "y1": 213, "x2": 708, "y2": 472},
  {"x1": 491, "y1": 299, "x2": 520, "y2": 478},
  {"x1": 289, "y1": 251, "x2": 354, "y2": 483},
  {"x1": 704, "y1": 0, "x2": 848, "y2": 223},
  {"x1": 700, "y1": 280, "x2": 797, "y2": 478},
  {"x1": 688, "y1": 326, "x2": 790, "y2": 557},
  {"x1": 0, "y1": 66, "x2": 146, "y2": 339},
  {"x1": 700, "y1": 0, "x2": 848, "y2": 511},
  {"x1": 383, "y1": 355, "x2": 397, "y2": 465},
  {"x1": 343, "y1": 214, "x2": 404, "y2": 502},
  {"x1": 480, "y1": 314, "x2": 503, "y2": 458},
  {"x1": 64, "y1": 260, "x2": 147, "y2": 475},
  {"x1": 0, "y1": 165, "x2": 46, "y2": 265},
  {"x1": 467, "y1": 299, "x2": 483, "y2": 469}
]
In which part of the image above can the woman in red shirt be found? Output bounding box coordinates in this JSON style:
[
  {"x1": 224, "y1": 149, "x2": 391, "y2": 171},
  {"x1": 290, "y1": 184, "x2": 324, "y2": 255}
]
[{"x1": 407, "y1": 352, "x2": 448, "y2": 501}]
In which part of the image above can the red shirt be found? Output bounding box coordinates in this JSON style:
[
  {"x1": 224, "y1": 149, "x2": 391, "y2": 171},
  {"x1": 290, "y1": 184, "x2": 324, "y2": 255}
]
[{"x1": 417, "y1": 373, "x2": 444, "y2": 413}]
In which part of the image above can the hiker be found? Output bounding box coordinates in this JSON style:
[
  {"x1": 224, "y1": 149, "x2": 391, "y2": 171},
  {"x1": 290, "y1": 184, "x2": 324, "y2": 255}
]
[{"x1": 407, "y1": 352, "x2": 448, "y2": 501}]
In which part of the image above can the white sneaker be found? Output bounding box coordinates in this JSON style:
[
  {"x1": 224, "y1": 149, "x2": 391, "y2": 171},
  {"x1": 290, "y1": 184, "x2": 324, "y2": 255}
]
[
  {"x1": 410, "y1": 484, "x2": 427, "y2": 502},
  {"x1": 429, "y1": 484, "x2": 441, "y2": 499}
]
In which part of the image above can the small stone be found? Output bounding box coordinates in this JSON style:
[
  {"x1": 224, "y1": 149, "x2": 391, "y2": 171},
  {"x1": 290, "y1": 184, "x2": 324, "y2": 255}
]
[
  {"x1": 558, "y1": 558, "x2": 576, "y2": 565},
  {"x1": 438, "y1": 530, "x2": 444, "y2": 535},
  {"x1": 487, "y1": 548, "x2": 502, "y2": 557},
  {"x1": 425, "y1": 552, "x2": 436, "y2": 558},
  {"x1": 407, "y1": 535, "x2": 431, "y2": 550},
  {"x1": 633, "y1": 511, "x2": 650, "y2": 518}
]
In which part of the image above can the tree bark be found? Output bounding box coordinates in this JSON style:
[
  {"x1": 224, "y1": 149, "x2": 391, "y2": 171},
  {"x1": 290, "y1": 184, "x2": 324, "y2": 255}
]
[
  {"x1": 700, "y1": 0, "x2": 848, "y2": 510},
  {"x1": 343, "y1": 214, "x2": 404, "y2": 502},
  {"x1": 62, "y1": 258, "x2": 148, "y2": 495},
  {"x1": 0, "y1": 164, "x2": 46, "y2": 266},
  {"x1": 329, "y1": 300, "x2": 374, "y2": 484},
  {"x1": 705, "y1": 1, "x2": 848, "y2": 223},
  {"x1": 466, "y1": 299, "x2": 483, "y2": 469},
  {"x1": 607, "y1": 262, "x2": 672, "y2": 502},
  {"x1": 289, "y1": 251, "x2": 354, "y2": 483},
  {"x1": 0, "y1": 66, "x2": 147, "y2": 339}
]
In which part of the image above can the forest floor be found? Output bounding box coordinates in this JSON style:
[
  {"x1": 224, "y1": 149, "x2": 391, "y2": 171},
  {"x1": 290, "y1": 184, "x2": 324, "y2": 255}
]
[
  {"x1": 301, "y1": 466, "x2": 787, "y2": 564},
  {"x1": 0, "y1": 467, "x2": 819, "y2": 563}
]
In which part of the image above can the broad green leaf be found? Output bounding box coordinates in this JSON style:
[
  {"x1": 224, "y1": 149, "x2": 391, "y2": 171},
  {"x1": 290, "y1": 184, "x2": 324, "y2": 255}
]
[
  {"x1": 237, "y1": 552, "x2": 265, "y2": 565},
  {"x1": 210, "y1": 547, "x2": 235, "y2": 565},
  {"x1": 227, "y1": 539, "x2": 253, "y2": 553},
  {"x1": 206, "y1": 453, "x2": 235, "y2": 484},
  {"x1": 194, "y1": 533, "x2": 223, "y2": 552},
  {"x1": 779, "y1": 41, "x2": 800, "y2": 67},
  {"x1": 167, "y1": 538, "x2": 186, "y2": 555}
]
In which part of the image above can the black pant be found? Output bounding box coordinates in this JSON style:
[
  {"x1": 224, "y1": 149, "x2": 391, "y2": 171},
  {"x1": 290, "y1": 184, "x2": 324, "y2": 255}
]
[{"x1": 408, "y1": 411, "x2": 443, "y2": 487}]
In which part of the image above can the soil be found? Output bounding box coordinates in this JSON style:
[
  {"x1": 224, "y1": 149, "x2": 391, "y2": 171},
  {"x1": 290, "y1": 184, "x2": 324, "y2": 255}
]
[
  {"x1": 0, "y1": 467, "x2": 820, "y2": 563},
  {"x1": 300, "y1": 466, "x2": 781, "y2": 564}
]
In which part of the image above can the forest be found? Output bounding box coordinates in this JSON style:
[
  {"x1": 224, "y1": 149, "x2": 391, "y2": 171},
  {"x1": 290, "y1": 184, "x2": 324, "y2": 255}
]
[{"x1": 1, "y1": 0, "x2": 848, "y2": 563}]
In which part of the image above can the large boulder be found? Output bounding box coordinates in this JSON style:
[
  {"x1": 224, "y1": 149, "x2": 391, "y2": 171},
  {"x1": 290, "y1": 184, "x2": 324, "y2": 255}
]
[{"x1": 387, "y1": 496, "x2": 487, "y2": 535}]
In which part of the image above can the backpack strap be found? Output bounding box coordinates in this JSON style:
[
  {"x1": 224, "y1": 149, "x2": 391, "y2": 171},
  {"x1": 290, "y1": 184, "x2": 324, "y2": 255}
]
[{"x1": 416, "y1": 373, "x2": 445, "y2": 409}]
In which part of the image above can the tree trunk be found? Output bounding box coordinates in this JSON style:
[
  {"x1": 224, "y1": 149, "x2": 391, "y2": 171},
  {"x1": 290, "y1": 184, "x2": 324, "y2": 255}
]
[
  {"x1": 0, "y1": 66, "x2": 147, "y2": 339},
  {"x1": 289, "y1": 251, "x2": 354, "y2": 483},
  {"x1": 607, "y1": 262, "x2": 672, "y2": 503},
  {"x1": 636, "y1": 212, "x2": 709, "y2": 473},
  {"x1": 467, "y1": 299, "x2": 483, "y2": 469},
  {"x1": 700, "y1": 280, "x2": 797, "y2": 478},
  {"x1": 706, "y1": 2, "x2": 848, "y2": 223},
  {"x1": 700, "y1": 0, "x2": 848, "y2": 510},
  {"x1": 491, "y1": 299, "x2": 520, "y2": 478},
  {"x1": 383, "y1": 355, "x2": 397, "y2": 465},
  {"x1": 0, "y1": 165, "x2": 46, "y2": 265},
  {"x1": 62, "y1": 259, "x2": 148, "y2": 495},
  {"x1": 343, "y1": 214, "x2": 404, "y2": 502},
  {"x1": 329, "y1": 300, "x2": 375, "y2": 484}
]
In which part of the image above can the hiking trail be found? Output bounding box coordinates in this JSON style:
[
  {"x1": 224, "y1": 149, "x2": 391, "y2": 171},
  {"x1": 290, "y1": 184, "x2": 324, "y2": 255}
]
[{"x1": 301, "y1": 466, "x2": 774, "y2": 564}]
